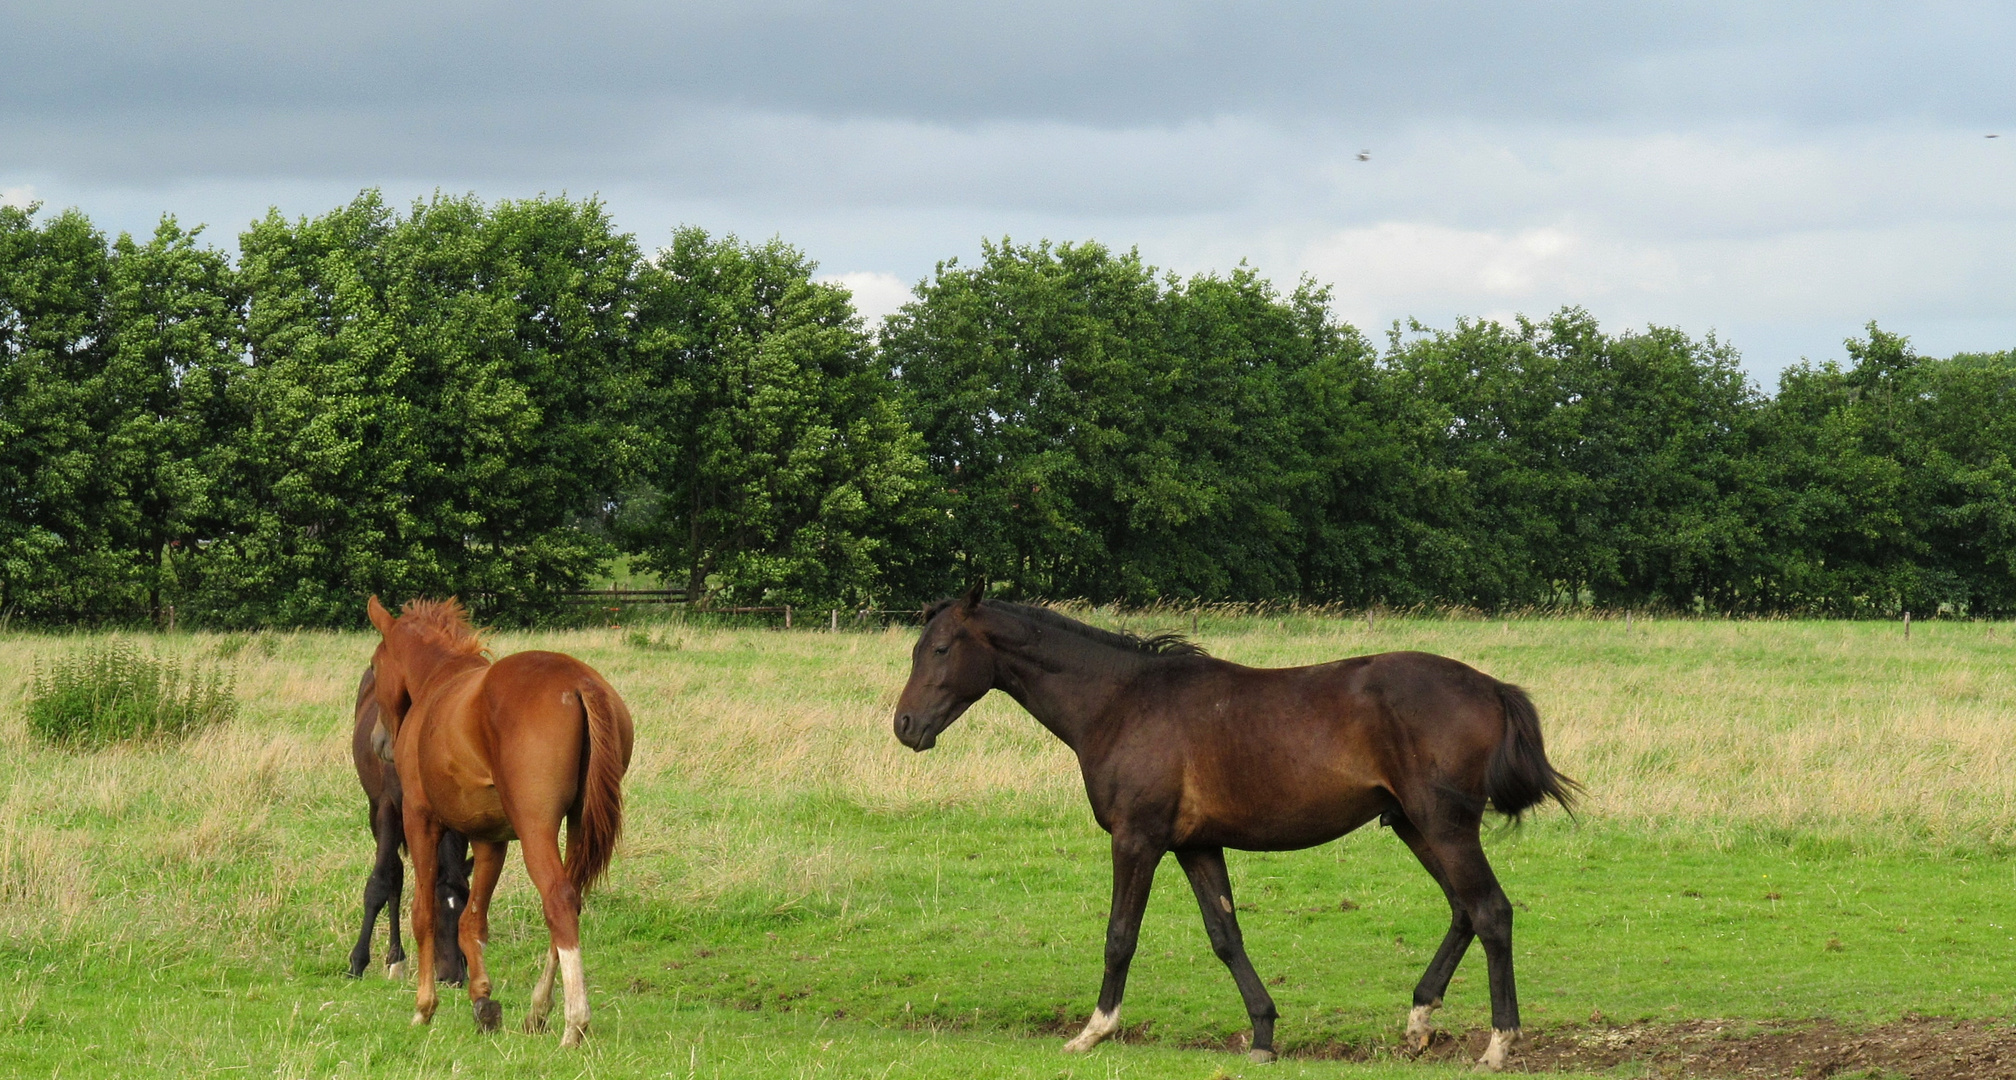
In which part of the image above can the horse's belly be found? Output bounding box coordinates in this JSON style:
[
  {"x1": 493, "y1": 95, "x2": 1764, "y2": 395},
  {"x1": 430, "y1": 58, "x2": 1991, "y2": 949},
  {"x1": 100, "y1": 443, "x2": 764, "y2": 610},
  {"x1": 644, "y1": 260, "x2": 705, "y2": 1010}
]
[
  {"x1": 436, "y1": 783, "x2": 514, "y2": 842},
  {"x1": 1175, "y1": 786, "x2": 1389, "y2": 851}
]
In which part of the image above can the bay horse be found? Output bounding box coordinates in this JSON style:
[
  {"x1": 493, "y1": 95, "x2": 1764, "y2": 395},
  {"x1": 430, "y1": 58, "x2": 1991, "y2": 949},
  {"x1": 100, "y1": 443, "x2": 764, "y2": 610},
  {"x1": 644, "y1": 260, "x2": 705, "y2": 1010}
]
[
  {"x1": 345, "y1": 666, "x2": 472, "y2": 984},
  {"x1": 892, "y1": 587, "x2": 1578, "y2": 1071},
  {"x1": 366, "y1": 596, "x2": 634, "y2": 1047}
]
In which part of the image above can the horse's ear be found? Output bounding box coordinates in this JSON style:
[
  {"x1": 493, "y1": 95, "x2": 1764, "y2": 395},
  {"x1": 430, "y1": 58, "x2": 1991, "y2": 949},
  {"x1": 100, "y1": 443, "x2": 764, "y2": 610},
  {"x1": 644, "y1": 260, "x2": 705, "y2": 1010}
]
[
  {"x1": 960, "y1": 579, "x2": 986, "y2": 613},
  {"x1": 367, "y1": 595, "x2": 396, "y2": 636}
]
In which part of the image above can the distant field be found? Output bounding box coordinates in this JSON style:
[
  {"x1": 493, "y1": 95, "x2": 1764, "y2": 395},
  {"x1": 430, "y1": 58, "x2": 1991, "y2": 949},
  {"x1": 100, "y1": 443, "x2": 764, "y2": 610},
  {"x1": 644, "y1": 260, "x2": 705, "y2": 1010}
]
[{"x1": 4, "y1": 613, "x2": 2015, "y2": 1078}]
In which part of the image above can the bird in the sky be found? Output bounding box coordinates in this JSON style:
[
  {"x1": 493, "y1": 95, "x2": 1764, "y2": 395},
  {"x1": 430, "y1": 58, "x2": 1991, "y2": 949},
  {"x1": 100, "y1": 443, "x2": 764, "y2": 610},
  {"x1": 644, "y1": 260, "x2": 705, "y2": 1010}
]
[{"x1": 1356, "y1": 149, "x2": 1371, "y2": 161}]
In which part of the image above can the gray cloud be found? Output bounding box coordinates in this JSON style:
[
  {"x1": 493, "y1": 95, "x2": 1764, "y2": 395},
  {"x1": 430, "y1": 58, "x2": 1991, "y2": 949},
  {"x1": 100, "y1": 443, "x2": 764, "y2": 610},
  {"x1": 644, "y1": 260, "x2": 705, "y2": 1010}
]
[{"x1": 3, "y1": 1, "x2": 2014, "y2": 375}]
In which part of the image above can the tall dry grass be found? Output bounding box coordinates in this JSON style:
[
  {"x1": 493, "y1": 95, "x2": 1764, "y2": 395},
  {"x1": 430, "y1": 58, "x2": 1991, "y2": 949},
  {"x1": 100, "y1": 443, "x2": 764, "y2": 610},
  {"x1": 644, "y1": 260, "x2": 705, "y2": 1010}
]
[{"x1": 2, "y1": 614, "x2": 2012, "y2": 952}]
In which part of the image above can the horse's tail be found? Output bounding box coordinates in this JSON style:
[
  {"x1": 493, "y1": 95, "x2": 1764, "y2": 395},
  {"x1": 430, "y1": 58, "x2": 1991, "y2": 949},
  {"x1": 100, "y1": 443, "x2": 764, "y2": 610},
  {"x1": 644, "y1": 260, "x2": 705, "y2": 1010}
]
[
  {"x1": 1486, "y1": 682, "x2": 1581, "y2": 822},
  {"x1": 566, "y1": 682, "x2": 628, "y2": 897}
]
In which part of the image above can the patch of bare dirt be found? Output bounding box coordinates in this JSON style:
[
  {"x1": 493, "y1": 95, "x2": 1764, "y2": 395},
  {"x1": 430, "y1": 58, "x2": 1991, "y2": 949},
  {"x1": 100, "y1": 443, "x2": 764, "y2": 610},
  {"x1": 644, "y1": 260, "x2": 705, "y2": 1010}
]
[
  {"x1": 1036, "y1": 1012, "x2": 2016, "y2": 1077},
  {"x1": 1401, "y1": 1016, "x2": 2016, "y2": 1078}
]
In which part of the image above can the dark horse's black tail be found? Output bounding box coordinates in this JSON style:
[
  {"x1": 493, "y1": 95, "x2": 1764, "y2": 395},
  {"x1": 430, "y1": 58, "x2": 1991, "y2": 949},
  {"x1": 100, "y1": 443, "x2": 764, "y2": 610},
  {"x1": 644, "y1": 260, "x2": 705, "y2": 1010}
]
[{"x1": 1486, "y1": 683, "x2": 1581, "y2": 821}]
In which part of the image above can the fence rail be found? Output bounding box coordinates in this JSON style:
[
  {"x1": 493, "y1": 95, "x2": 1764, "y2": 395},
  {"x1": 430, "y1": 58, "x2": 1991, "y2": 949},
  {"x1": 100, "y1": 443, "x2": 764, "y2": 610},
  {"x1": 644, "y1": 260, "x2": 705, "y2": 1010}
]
[
  {"x1": 559, "y1": 588, "x2": 689, "y2": 606},
  {"x1": 557, "y1": 588, "x2": 928, "y2": 630}
]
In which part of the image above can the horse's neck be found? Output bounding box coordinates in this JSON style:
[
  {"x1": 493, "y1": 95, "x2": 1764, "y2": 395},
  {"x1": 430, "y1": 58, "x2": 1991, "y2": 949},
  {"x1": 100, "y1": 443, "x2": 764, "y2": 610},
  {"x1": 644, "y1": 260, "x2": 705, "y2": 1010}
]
[{"x1": 993, "y1": 627, "x2": 1150, "y2": 755}]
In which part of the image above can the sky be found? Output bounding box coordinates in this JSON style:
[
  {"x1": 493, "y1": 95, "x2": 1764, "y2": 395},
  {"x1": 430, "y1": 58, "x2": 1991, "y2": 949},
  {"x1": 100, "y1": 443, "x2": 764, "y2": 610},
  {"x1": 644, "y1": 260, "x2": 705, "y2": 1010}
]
[{"x1": 4, "y1": 1, "x2": 2013, "y2": 383}]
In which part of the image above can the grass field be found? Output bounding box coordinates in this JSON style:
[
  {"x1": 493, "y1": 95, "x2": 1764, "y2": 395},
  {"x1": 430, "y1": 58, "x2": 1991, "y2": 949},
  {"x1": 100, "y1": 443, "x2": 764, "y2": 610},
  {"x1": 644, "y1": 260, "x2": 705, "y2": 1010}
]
[{"x1": 4, "y1": 612, "x2": 2015, "y2": 1078}]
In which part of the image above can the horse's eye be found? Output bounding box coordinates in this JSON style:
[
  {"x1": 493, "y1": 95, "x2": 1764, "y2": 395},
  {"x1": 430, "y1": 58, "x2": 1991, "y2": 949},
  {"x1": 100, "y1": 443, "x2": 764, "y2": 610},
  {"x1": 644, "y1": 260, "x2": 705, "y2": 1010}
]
[{"x1": 933, "y1": 645, "x2": 949, "y2": 655}]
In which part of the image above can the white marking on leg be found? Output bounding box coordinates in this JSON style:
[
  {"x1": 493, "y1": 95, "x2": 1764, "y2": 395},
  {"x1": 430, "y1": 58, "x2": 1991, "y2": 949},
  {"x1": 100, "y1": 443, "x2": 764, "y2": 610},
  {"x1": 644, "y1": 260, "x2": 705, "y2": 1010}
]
[
  {"x1": 559, "y1": 946, "x2": 589, "y2": 1047},
  {"x1": 1062, "y1": 1007, "x2": 1120, "y2": 1053},
  {"x1": 1474, "y1": 1027, "x2": 1518, "y2": 1071},
  {"x1": 1407, "y1": 1000, "x2": 1441, "y2": 1050},
  {"x1": 525, "y1": 947, "x2": 558, "y2": 1033},
  {"x1": 385, "y1": 960, "x2": 406, "y2": 980}
]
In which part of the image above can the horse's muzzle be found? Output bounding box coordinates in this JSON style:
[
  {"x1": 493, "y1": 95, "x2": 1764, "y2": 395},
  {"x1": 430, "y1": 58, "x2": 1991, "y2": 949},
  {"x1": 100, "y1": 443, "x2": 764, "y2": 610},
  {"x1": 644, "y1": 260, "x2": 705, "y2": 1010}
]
[{"x1": 894, "y1": 712, "x2": 938, "y2": 752}]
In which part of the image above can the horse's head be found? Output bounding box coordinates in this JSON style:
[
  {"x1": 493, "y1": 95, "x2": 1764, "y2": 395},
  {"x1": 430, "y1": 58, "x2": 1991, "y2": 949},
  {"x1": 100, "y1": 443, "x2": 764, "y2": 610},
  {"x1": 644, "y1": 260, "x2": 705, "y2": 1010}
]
[
  {"x1": 894, "y1": 582, "x2": 997, "y2": 751},
  {"x1": 434, "y1": 831, "x2": 474, "y2": 984},
  {"x1": 366, "y1": 596, "x2": 417, "y2": 739}
]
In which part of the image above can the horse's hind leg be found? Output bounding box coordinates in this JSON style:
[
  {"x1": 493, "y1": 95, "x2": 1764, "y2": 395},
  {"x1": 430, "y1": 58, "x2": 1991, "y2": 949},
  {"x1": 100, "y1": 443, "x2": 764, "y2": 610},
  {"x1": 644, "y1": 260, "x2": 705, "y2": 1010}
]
[
  {"x1": 1418, "y1": 827, "x2": 1520, "y2": 1071},
  {"x1": 519, "y1": 828, "x2": 589, "y2": 1046},
  {"x1": 351, "y1": 796, "x2": 406, "y2": 978},
  {"x1": 524, "y1": 946, "x2": 560, "y2": 1034},
  {"x1": 1175, "y1": 847, "x2": 1280, "y2": 1063},
  {"x1": 1388, "y1": 812, "x2": 1474, "y2": 1052},
  {"x1": 461, "y1": 840, "x2": 508, "y2": 1032},
  {"x1": 403, "y1": 809, "x2": 445, "y2": 1028}
]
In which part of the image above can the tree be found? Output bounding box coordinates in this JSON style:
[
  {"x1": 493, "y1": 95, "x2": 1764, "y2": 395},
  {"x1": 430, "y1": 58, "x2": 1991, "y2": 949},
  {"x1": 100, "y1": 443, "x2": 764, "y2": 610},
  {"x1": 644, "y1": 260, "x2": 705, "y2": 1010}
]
[
  {"x1": 100, "y1": 217, "x2": 243, "y2": 624},
  {"x1": 0, "y1": 205, "x2": 120, "y2": 621},
  {"x1": 1748, "y1": 327, "x2": 2016, "y2": 615},
  {"x1": 193, "y1": 191, "x2": 642, "y2": 626},
  {"x1": 620, "y1": 227, "x2": 925, "y2": 608}
]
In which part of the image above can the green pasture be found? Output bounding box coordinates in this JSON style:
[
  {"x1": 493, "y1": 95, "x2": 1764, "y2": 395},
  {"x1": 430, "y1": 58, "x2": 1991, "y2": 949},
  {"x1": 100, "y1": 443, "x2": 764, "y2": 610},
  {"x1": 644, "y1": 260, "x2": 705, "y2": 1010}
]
[{"x1": 4, "y1": 613, "x2": 2015, "y2": 1077}]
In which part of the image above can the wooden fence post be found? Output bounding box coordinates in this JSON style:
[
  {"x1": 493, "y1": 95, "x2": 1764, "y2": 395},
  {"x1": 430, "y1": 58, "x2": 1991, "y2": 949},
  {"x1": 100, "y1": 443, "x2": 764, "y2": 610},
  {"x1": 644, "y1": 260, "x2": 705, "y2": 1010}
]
[
  {"x1": 830, "y1": 609, "x2": 838, "y2": 632},
  {"x1": 1904, "y1": 611, "x2": 1911, "y2": 639},
  {"x1": 784, "y1": 605, "x2": 792, "y2": 629}
]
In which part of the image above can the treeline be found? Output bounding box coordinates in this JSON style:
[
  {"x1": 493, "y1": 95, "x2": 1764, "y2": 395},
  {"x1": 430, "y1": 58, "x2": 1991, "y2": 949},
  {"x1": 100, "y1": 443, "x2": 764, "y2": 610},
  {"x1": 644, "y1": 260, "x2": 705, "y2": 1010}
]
[{"x1": 3, "y1": 192, "x2": 2013, "y2": 626}]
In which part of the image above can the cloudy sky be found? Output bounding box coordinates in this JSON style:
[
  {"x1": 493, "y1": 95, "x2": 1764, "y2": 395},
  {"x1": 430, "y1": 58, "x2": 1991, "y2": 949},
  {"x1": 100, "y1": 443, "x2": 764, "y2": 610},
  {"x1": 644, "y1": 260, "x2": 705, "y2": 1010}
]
[{"x1": 4, "y1": 1, "x2": 2012, "y2": 380}]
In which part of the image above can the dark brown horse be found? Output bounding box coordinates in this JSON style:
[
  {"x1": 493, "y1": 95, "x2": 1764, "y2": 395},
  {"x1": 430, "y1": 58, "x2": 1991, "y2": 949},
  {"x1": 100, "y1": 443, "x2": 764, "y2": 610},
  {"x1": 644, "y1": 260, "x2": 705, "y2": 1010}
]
[
  {"x1": 893, "y1": 588, "x2": 1577, "y2": 1071},
  {"x1": 367, "y1": 596, "x2": 634, "y2": 1047},
  {"x1": 346, "y1": 666, "x2": 472, "y2": 983}
]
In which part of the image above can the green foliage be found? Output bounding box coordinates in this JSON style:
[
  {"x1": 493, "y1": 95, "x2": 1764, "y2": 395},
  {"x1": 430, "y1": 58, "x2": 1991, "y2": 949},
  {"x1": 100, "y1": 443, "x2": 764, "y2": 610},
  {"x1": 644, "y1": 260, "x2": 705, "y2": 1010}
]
[
  {"x1": 1379, "y1": 309, "x2": 1762, "y2": 609},
  {"x1": 1745, "y1": 328, "x2": 2016, "y2": 615},
  {"x1": 191, "y1": 191, "x2": 641, "y2": 626},
  {"x1": 884, "y1": 240, "x2": 1360, "y2": 603},
  {"x1": 25, "y1": 640, "x2": 236, "y2": 748},
  {"x1": 619, "y1": 227, "x2": 926, "y2": 608},
  {"x1": 4, "y1": 192, "x2": 2014, "y2": 620}
]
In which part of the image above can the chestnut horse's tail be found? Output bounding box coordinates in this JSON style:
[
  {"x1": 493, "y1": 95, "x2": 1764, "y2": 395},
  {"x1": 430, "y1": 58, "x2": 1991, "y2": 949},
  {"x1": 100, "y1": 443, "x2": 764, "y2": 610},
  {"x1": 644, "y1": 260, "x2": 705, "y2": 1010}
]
[
  {"x1": 566, "y1": 683, "x2": 627, "y2": 897},
  {"x1": 1486, "y1": 682, "x2": 1580, "y2": 822}
]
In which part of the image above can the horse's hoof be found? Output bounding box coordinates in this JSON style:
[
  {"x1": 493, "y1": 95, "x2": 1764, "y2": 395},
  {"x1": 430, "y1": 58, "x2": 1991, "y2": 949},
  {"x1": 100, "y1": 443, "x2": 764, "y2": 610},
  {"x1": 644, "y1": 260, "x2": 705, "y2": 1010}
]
[
  {"x1": 386, "y1": 961, "x2": 407, "y2": 980},
  {"x1": 411, "y1": 1011, "x2": 429, "y2": 1027},
  {"x1": 1248, "y1": 1049, "x2": 1278, "y2": 1064},
  {"x1": 473, "y1": 997, "x2": 503, "y2": 1032},
  {"x1": 1406, "y1": 1002, "x2": 1439, "y2": 1053},
  {"x1": 1063, "y1": 1007, "x2": 1119, "y2": 1052},
  {"x1": 1473, "y1": 1028, "x2": 1517, "y2": 1072},
  {"x1": 561, "y1": 1024, "x2": 587, "y2": 1048},
  {"x1": 523, "y1": 1014, "x2": 548, "y2": 1034}
]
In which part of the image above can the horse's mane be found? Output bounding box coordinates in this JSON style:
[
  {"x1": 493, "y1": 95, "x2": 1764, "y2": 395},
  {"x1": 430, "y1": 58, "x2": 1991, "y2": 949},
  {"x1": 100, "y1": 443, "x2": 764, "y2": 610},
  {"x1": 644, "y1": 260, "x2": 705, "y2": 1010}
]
[
  {"x1": 399, "y1": 597, "x2": 488, "y2": 656},
  {"x1": 925, "y1": 597, "x2": 1209, "y2": 658}
]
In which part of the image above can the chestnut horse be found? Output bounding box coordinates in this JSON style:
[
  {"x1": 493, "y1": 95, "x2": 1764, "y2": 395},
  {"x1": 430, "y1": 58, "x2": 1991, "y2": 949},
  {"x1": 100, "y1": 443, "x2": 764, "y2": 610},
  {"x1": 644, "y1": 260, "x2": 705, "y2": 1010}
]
[
  {"x1": 893, "y1": 588, "x2": 1577, "y2": 1071},
  {"x1": 346, "y1": 666, "x2": 471, "y2": 984},
  {"x1": 367, "y1": 596, "x2": 634, "y2": 1046}
]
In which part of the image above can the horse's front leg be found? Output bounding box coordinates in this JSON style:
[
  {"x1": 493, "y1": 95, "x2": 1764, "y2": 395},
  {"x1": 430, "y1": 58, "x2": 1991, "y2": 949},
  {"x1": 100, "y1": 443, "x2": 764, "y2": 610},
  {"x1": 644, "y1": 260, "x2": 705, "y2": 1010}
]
[
  {"x1": 350, "y1": 797, "x2": 405, "y2": 977},
  {"x1": 1063, "y1": 833, "x2": 1162, "y2": 1054},
  {"x1": 1175, "y1": 847, "x2": 1280, "y2": 1062}
]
